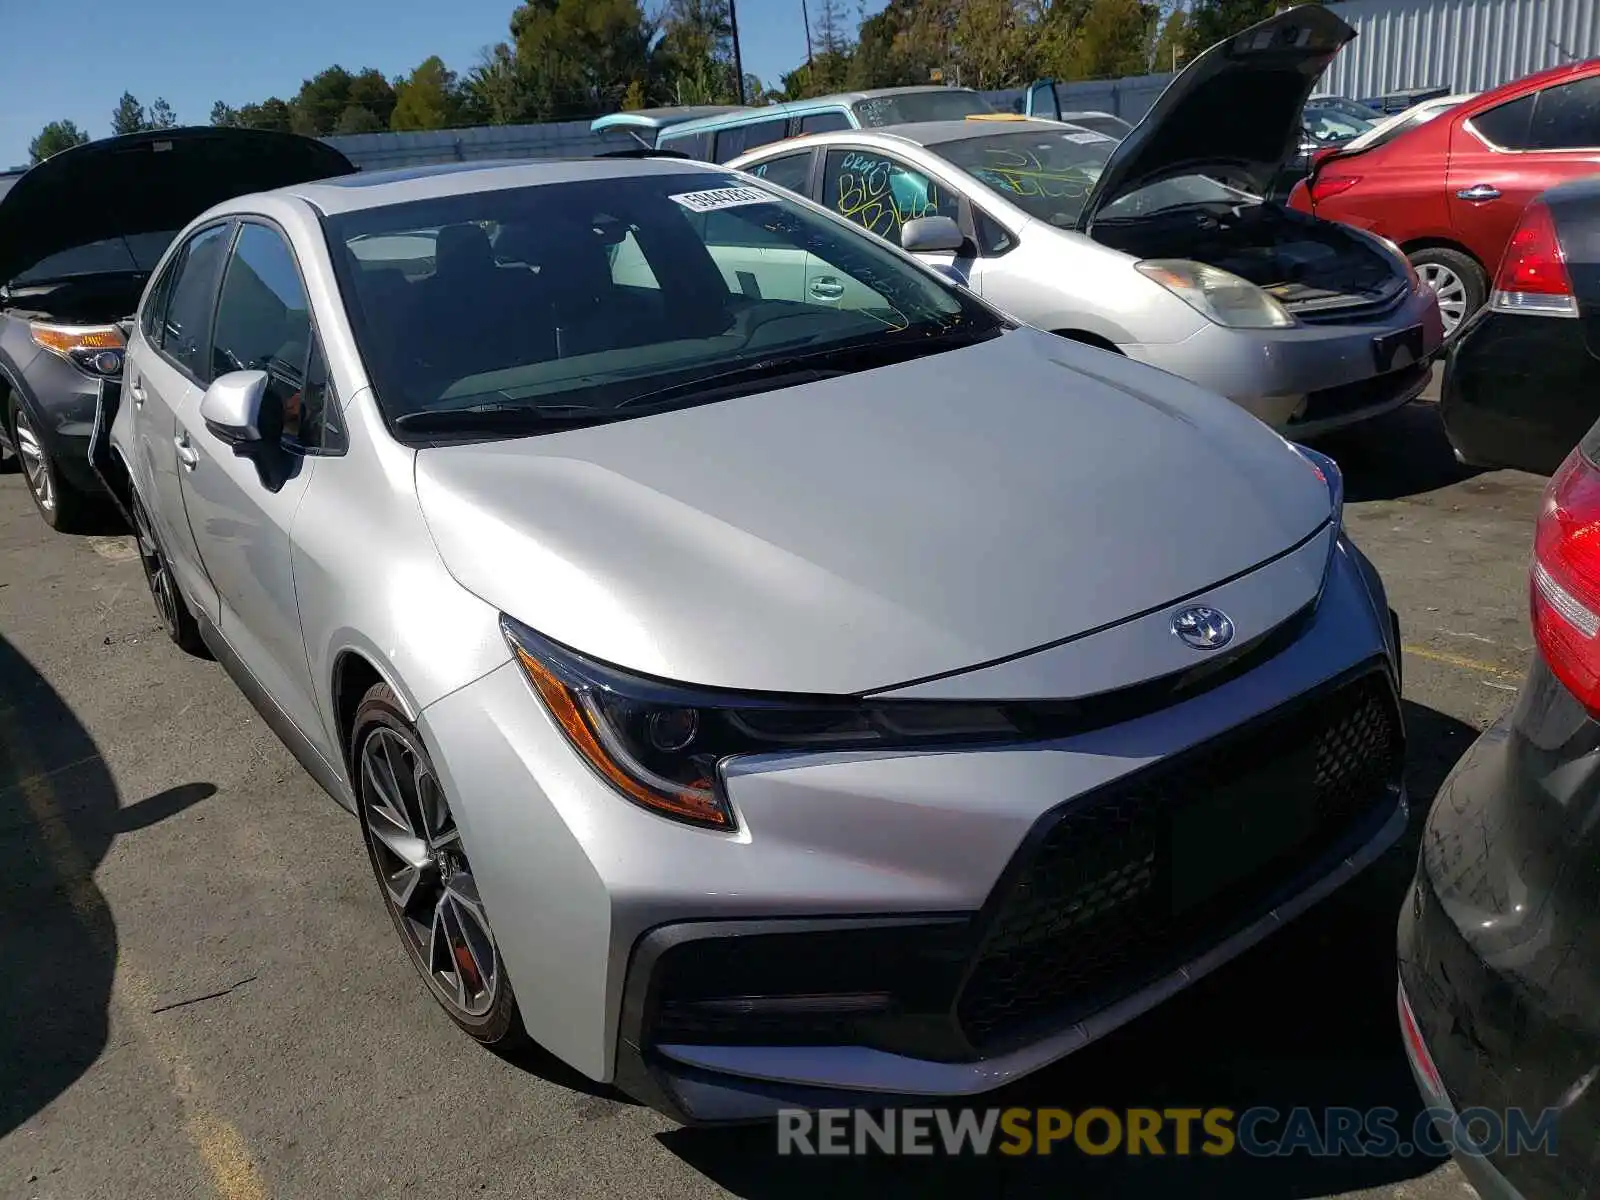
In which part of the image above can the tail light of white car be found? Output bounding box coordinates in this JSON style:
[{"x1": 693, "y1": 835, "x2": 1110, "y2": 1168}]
[
  {"x1": 28, "y1": 321, "x2": 125, "y2": 376},
  {"x1": 1490, "y1": 200, "x2": 1577, "y2": 319}
]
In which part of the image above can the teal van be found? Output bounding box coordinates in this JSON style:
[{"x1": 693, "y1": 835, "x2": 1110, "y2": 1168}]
[{"x1": 591, "y1": 86, "x2": 995, "y2": 164}]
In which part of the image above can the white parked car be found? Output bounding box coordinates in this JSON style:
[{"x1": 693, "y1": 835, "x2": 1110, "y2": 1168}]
[{"x1": 731, "y1": 6, "x2": 1445, "y2": 437}]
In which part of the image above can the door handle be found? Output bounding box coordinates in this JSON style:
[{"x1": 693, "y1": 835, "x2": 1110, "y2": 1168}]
[
  {"x1": 1456, "y1": 184, "x2": 1501, "y2": 202},
  {"x1": 808, "y1": 275, "x2": 845, "y2": 301},
  {"x1": 174, "y1": 432, "x2": 199, "y2": 470},
  {"x1": 129, "y1": 380, "x2": 145, "y2": 408}
]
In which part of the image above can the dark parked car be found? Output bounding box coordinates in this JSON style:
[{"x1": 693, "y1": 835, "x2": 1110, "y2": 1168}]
[
  {"x1": 1361, "y1": 85, "x2": 1454, "y2": 115},
  {"x1": 1439, "y1": 176, "x2": 1600, "y2": 475},
  {"x1": 1398, "y1": 416, "x2": 1600, "y2": 1198},
  {"x1": 0, "y1": 127, "x2": 353, "y2": 529}
]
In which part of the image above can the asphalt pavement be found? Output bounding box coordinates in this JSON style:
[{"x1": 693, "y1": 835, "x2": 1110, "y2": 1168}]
[{"x1": 0, "y1": 393, "x2": 1547, "y2": 1200}]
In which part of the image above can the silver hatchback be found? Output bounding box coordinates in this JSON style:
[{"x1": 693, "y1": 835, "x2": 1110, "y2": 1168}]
[{"x1": 106, "y1": 153, "x2": 1406, "y2": 1124}]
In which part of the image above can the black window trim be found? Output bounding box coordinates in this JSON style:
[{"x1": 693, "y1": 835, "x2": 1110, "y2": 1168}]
[
  {"x1": 221, "y1": 215, "x2": 348, "y2": 458},
  {"x1": 147, "y1": 218, "x2": 239, "y2": 390},
  {"x1": 1465, "y1": 77, "x2": 1600, "y2": 154}
]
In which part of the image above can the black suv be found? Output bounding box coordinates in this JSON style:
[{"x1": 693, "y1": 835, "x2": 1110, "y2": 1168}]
[{"x1": 0, "y1": 128, "x2": 353, "y2": 529}]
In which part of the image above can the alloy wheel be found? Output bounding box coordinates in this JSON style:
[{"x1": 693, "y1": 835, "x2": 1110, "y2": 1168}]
[
  {"x1": 360, "y1": 726, "x2": 499, "y2": 1019},
  {"x1": 133, "y1": 499, "x2": 181, "y2": 638},
  {"x1": 13, "y1": 410, "x2": 54, "y2": 513},
  {"x1": 1418, "y1": 262, "x2": 1469, "y2": 335}
]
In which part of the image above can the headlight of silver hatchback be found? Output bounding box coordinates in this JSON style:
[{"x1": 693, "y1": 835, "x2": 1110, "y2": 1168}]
[{"x1": 1136, "y1": 259, "x2": 1295, "y2": 329}]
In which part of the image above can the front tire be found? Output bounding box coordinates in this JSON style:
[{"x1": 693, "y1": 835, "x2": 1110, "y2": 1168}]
[
  {"x1": 1409, "y1": 247, "x2": 1485, "y2": 338},
  {"x1": 8, "y1": 394, "x2": 95, "y2": 532},
  {"x1": 353, "y1": 683, "x2": 523, "y2": 1046}
]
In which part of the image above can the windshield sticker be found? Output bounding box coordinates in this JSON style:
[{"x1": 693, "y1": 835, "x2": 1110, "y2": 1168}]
[
  {"x1": 669, "y1": 186, "x2": 777, "y2": 213},
  {"x1": 1062, "y1": 130, "x2": 1116, "y2": 144}
]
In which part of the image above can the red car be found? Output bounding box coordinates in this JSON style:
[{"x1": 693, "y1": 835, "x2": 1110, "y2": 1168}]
[{"x1": 1289, "y1": 60, "x2": 1600, "y2": 335}]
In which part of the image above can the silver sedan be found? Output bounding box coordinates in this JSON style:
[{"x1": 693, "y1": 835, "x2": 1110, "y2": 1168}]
[
  {"x1": 104, "y1": 152, "x2": 1405, "y2": 1125},
  {"x1": 732, "y1": 5, "x2": 1444, "y2": 436}
]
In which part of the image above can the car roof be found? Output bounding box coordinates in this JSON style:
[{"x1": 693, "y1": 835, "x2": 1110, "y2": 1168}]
[
  {"x1": 660, "y1": 86, "x2": 987, "y2": 138},
  {"x1": 272, "y1": 156, "x2": 729, "y2": 217}
]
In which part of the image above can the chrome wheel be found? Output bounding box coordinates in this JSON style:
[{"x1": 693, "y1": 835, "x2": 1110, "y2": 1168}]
[
  {"x1": 1418, "y1": 261, "x2": 1469, "y2": 335},
  {"x1": 13, "y1": 409, "x2": 53, "y2": 513},
  {"x1": 133, "y1": 498, "x2": 180, "y2": 637},
  {"x1": 361, "y1": 726, "x2": 499, "y2": 1019}
]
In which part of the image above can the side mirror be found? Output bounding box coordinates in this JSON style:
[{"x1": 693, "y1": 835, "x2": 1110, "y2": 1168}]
[
  {"x1": 200, "y1": 370, "x2": 270, "y2": 446},
  {"x1": 901, "y1": 215, "x2": 966, "y2": 255}
]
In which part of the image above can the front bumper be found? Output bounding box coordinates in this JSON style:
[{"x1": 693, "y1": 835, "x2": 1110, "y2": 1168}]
[
  {"x1": 1130, "y1": 286, "x2": 1444, "y2": 434},
  {"x1": 419, "y1": 536, "x2": 1404, "y2": 1123}
]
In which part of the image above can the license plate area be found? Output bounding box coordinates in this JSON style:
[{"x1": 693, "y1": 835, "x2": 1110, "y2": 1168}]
[
  {"x1": 1170, "y1": 745, "x2": 1319, "y2": 915},
  {"x1": 1373, "y1": 323, "x2": 1424, "y2": 372}
]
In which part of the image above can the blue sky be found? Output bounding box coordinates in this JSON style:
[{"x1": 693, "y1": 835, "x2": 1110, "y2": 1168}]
[{"x1": 1, "y1": 0, "x2": 885, "y2": 167}]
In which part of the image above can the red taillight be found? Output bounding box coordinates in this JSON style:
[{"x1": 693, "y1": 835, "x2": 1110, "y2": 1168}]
[
  {"x1": 1491, "y1": 201, "x2": 1578, "y2": 316},
  {"x1": 1309, "y1": 172, "x2": 1361, "y2": 203},
  {"x1": 1532, "y1": 450, "x2": 1600, "y2": 712},
  {"x1": 1397, "y1": 984, "x2": 1448, "y2": 1102}
]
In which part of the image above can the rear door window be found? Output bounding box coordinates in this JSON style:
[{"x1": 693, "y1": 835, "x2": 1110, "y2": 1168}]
[
  {"x1": 1471, "y1": 93, "x2": 1535, "y2": 149},
  {"x1": 1527, "y1": 76, "x2": 1600, "y2": 150}
]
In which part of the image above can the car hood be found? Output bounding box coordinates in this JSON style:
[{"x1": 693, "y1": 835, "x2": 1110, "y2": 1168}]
[
  {"x1": 0, "y1": 127, "x2": 355, "y2": 284},
  {"x1": 414, "y1": 328, "x2": 1331, "y2": 695},
  {"x1": 1076, "y1": 5, "x2": 1355, "y2": 232}
]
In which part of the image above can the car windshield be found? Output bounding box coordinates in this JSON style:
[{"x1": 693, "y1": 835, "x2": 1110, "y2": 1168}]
[
  {"x1": 852, "y1": 91, "x2": 993, "y2": 127},
  {"x1": 934, "y1": 129, "x2": 1249, "y2": 228},
  {"x1": 1060, "y1": 114, "x2": 1132, "y2": 139},
  {"x1": 14, "y1": 231, "x2": 176, "y2": 283},
  {"x1": 323, "y1": 171, "x2": 999, "y2": 434}
]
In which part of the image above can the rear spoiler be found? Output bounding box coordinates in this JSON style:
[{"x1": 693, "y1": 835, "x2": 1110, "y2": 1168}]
[{"x1": 592, "y1": 147, "x2": 692, "y2": 160}]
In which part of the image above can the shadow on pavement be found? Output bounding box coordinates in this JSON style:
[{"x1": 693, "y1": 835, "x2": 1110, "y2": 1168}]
[
  {"x1": 1311, "y1": 401, "x2": 1484, "y2": 503},
  {"x1": 0, "y1": 634, "x2": 214, "y2": 1138},
  {"x1": 659, "y1": 700, "x2": 1478, "y2": 1199}
]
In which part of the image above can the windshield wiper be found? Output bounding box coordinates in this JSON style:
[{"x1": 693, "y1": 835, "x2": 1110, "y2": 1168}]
[
  {"x1": 613, "y1": 322, "x2": 1001, "y2": 411},
  {"x1": 392, "y1": 404, "x2": 621, "y2": 434}
]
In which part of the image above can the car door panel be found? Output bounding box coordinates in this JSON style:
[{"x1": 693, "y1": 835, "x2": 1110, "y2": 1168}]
[
  {"x1": 177, "y1": 221, "x2": 334, "y2": 764},
  {"x1": 130, "y1": 222, "x2": 233, "y2": 617}
]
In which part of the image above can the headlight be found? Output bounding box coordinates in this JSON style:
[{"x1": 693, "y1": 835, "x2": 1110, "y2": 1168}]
[
  {"x1": 501, "y1": 616, "x2": 1029, "y2": 831},
  {"x1": 29, "y1": 321, "x2": 125, "y2": 376},
  {"x1": 1135, "y1": 259, "x2": 1295, "y2": 329}
]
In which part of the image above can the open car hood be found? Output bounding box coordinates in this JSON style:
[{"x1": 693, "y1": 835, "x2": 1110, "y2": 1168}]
[
  {"x1": 0, "y1": 127, "x2": 355, "y2": 284},
  {"x1": 1076, "y1": 5, "x2": 1354, "y2": 232}
]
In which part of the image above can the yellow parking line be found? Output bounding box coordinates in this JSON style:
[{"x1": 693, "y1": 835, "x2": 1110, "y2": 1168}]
[
  {"x1": 3, "y1": 729, "x2": 270, "y2": 1200},
  {"x1": 1402, "y1": 643, "x2": 1520, "y2": 680}
]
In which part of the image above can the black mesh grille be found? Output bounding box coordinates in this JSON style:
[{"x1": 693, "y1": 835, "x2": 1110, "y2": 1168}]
[{"x1": 957, "y1": 670, "x2": 1402, "y2": 1050}]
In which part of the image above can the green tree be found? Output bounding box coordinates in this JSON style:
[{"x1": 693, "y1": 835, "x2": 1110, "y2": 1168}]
[
  {"x1": 334, "y1": 104, "x2": 385, "y2": 133},
  {"x1": 657, "y1": 0, "x2": 738, "y2": 103},
  {"x1": 348, "y1": 68, "x2": 399, "y2": 127},
  {"x1": 29, "y1": 120, "x2": 89, "y2": 165},
  {"x1": 209, "y1": 100, "x2": 240, "y2": 126},
  {"x1": 1149, "y1": 4, "x2": 1192, "y2": 72},
  {"x1": 111, "y1": 92, "x2": 147, "y2": 136},
  {"x1": 953, "y1": 0, "x2": 1038, "y2": 89},
  {"x1": 291, "y1": 65, "x2": 355, "y2": 134},
  {"x1": 1070, "y1": 0, "x2": 1155, "y2": 79},
  {"x1": 149, "y1": 98, "x2": 178, "y2": 129},
  {"x1": 391, "y1": 56, "x2": 463, "y2": 130},
  {"x1": 235, "y1": 97, "x2": 295, "y2": 132},
  {"x1": 460, "y1": 43, "x2": 540, "y2": 125},
  {"x1": 511, "y1": 0, "x2": 656, "y2": 118}
]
